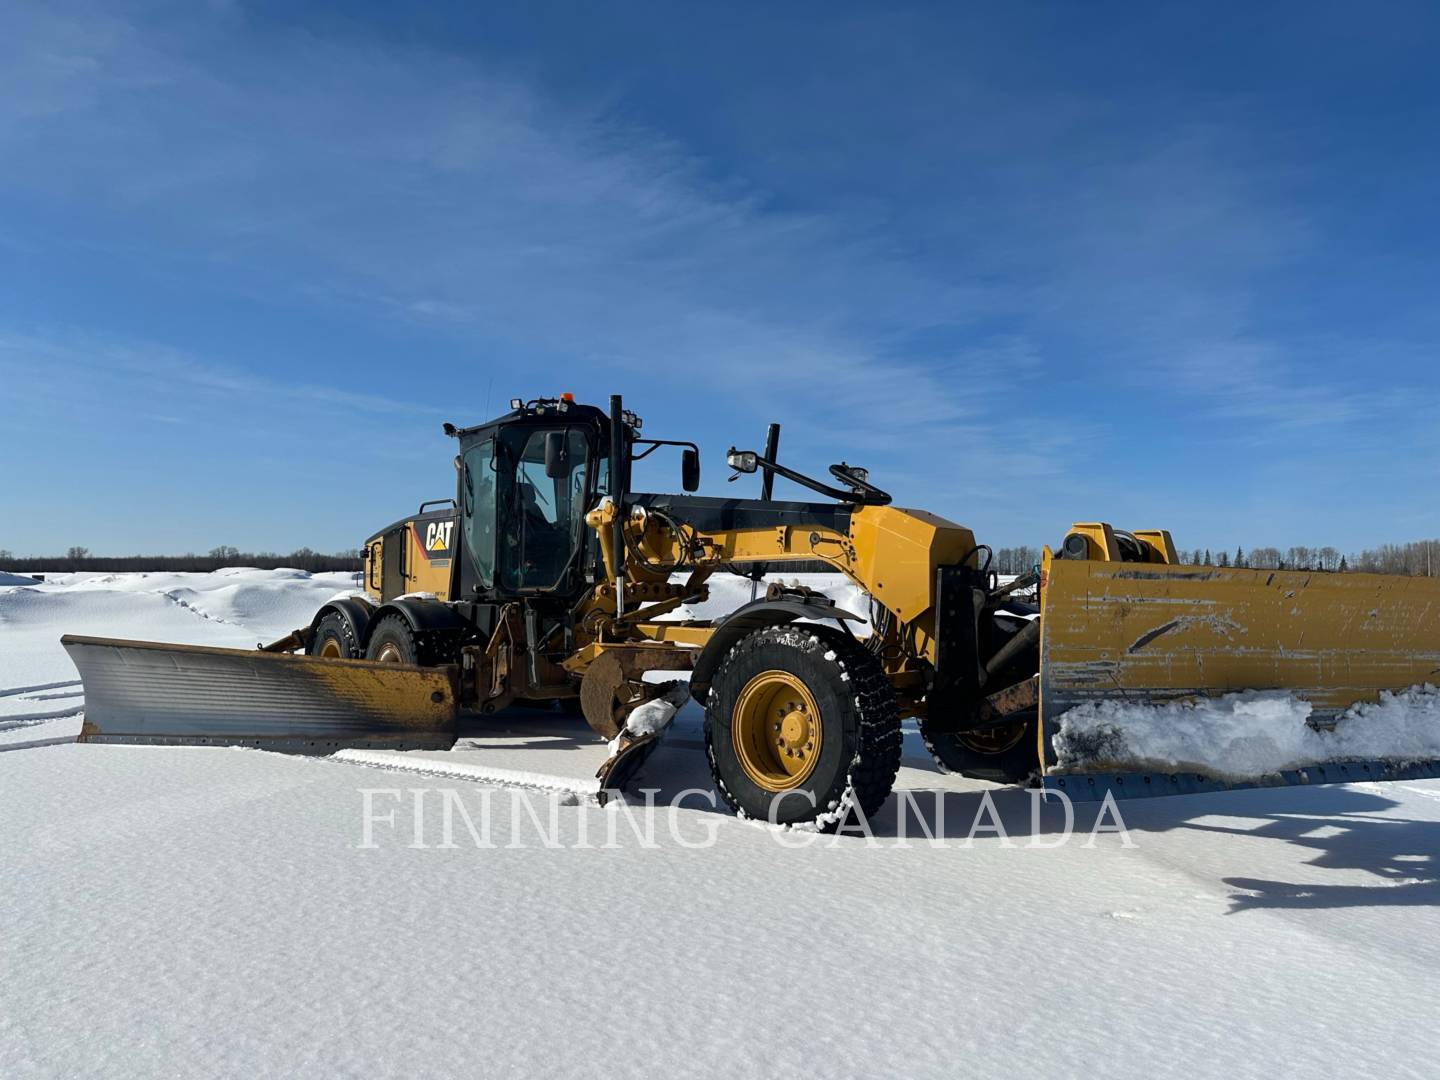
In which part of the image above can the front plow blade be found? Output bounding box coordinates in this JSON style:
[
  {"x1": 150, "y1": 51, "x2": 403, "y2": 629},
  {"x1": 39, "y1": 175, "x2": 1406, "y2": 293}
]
[
  {"x1": 1039, "y1": 560, "x2": 1440, "y2": 797},
  {"x1": 63, "y1": 635, "x2": 458, "y2": 752}
]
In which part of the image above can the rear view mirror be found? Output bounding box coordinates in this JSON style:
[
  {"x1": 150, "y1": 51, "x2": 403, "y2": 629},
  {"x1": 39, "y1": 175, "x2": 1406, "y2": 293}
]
[
  {"x1": 682, "y1": 448, "x2": 701, "y2": 492},
  {"x1": 544, "y1": 431, "x2": 570, "y2": 479}
]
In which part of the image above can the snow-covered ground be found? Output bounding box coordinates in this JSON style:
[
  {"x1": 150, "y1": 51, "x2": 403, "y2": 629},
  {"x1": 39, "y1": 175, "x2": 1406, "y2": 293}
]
[{"x1": 3, "y1": 570, "x2": 1439, "y2": 1078}]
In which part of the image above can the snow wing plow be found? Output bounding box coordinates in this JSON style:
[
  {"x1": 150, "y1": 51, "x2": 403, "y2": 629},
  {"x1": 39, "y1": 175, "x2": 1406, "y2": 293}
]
[
  {"x1": 63, "y1": 635, "x2": 458, "y2": 752},
  {"x1": 1038, "y1": 550, "x2": 1440, "y2": 798}
]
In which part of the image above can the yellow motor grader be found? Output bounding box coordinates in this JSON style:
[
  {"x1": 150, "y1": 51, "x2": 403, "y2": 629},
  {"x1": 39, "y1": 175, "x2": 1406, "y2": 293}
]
[{"x1": 64, "y1": 394, "x2": 1440, "y2": 825}]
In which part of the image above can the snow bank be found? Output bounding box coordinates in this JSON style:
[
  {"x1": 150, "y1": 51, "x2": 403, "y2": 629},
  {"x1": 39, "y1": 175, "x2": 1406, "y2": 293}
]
[
  {"x1": 1054, "y1": 686, "x2": 1440, "y2": 779},
  {"x1": 0, "y1": 569, "x2": 363, "y2": 726},
  {"x1": 332, "y1": 748, "x2": 599, "y2": 798},
  {"x1": 663, "y1": 571, "x2": 873, "y2": 630},
  {"x1": 0, "y1": 570, "x2": 40, "y2": 585},
  {"x1": 0, "y1": 569, "x2": 855, "y2": 733}
]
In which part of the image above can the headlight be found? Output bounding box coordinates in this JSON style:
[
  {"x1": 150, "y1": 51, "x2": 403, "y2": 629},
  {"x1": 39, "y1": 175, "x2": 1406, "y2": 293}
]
[{"x1": 726, "y1": 449, "x2": 759, "y2": 474}]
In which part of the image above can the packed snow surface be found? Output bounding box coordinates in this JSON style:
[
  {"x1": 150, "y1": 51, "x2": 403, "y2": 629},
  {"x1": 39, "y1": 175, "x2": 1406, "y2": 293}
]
[
  {"x1": 1054, "y1": 687, "x2": 1440, "y2": 779},
  {"x1": 4, "y1": 569, "x2": 1440, "y2": 1078}
]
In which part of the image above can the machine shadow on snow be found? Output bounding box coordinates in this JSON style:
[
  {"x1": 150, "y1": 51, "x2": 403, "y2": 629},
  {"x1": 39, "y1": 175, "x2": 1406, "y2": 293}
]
[
  {"x1": 1116, "y1": 786, "x2": 1440, "y2": 913},
  {"x1": 595, "y1": 718, "x2": 1440, "y2": 913}
]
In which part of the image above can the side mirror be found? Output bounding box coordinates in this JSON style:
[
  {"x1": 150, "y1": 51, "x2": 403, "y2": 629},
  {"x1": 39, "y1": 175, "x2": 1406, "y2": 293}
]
[
  {"x1": 682, "y1": 448, "x2": 701, "y2": 492},
  {"x1": 544, "y1": 431, "x2": 569, "y2": 479}
]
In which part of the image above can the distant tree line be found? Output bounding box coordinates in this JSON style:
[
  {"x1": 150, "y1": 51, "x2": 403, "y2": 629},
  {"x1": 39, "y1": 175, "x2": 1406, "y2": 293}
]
[
  {"x1": 994, "y1": 546, "x2": 1043, "y2": 575},
  {"x1": 993, "y1": 539, "x2": 1440, "y2": 576},
  {"x1": 2, "y1": 538, "x2": 1438, "y2": 578},
  {"x1": 0, "y1": 545, "x2": 364, "y2": 575},
  {"x1": 1186, "y1": 539, "x2": 1440, "y2": 575}
]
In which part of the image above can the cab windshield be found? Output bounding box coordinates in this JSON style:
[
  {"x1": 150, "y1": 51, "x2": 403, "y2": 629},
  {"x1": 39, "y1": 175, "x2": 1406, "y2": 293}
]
[{"x1": 500, "y1": 426, "x2": 590, "y2": 590}]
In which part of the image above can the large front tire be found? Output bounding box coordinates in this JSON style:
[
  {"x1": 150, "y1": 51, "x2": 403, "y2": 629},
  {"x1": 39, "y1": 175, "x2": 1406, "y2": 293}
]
[{"x1": 704, "y1": 625, "x2": 902, "y2": 829}]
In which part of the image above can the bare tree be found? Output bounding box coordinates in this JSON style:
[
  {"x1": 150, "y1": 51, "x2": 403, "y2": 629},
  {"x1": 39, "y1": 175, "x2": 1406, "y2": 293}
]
[{"x1": 1249, "y1": 547, "x2": 1282, "y2": 570}]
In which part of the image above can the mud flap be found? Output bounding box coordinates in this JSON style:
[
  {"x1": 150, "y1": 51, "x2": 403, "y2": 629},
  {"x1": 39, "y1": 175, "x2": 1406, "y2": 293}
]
[{"x1": 63, "y1": 635, "x2": 458, "y2": 752}]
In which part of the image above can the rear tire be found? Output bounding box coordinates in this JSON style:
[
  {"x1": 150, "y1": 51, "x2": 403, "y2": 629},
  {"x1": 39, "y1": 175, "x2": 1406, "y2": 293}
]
[
  {"x1": 704, "y1": 624, "x2": 902, "y2": 829},
  {"x1": 364, "y1": 614, "x2": 420, "y2": 665},
  {"x1": 308, "y1": 612, "x2": 360, "y2": 659}
]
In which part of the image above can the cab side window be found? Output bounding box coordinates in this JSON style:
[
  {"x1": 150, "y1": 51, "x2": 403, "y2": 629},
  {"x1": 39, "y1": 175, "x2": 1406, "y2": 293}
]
[{"x1": 462, "y1": 437, "x2": 497, "y2": 586}]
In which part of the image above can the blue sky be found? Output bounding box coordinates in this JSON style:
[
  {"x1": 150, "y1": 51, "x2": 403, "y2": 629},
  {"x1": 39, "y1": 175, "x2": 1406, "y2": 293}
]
[{"x1": 2, "y1": 0, "x2": 1437, "y2": 556}]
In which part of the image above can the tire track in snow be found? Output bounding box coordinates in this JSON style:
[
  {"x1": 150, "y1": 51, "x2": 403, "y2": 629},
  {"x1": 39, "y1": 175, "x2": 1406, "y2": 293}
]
[
  {"x1": 0, "y1": 708, "x2": 86, "y2": 729},
  {"x1": 0, "y1": 735, "x2": 77, "y2": 753},
  {"x1": 0, "y1": 680, "x2": 82, "y2": 698},
  {"x1": 156, "y1": 589, "x2": 246, "y2": 628}
]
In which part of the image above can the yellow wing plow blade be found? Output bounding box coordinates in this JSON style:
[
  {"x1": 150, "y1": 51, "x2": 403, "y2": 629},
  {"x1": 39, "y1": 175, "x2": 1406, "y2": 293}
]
[
  {"x1": 1038, "y1": 559, "x2": 1440, "y2": 798},
  {"x1": 63, "y1": 635, "x2": 458, "y2": 752}
]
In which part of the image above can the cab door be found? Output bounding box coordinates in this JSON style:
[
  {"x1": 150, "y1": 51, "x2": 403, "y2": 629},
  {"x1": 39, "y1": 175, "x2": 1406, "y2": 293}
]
[{"x1": 381, "y1": 524, "x2": 406, "y2": 600}]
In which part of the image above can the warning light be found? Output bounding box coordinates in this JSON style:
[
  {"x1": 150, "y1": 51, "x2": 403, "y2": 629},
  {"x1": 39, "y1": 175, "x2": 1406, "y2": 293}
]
[{"x1": 560, "y1": 392, "x2": 575, "y2": 403}]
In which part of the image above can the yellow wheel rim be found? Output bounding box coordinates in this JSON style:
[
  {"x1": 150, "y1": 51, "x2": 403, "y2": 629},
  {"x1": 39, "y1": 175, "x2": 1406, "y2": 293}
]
[
  {"x1": 375, "y1": 642, "x2": 404, "y2": 663},
  {"x1": 319, "y1": 638, "x2": 343, "y2": 659},
  {"x1": 957, "y1": 721, "x2": 1027, "y2": 755},
  {"x1": 732, "y1": 670, "x2": 822, "y2": 791}
]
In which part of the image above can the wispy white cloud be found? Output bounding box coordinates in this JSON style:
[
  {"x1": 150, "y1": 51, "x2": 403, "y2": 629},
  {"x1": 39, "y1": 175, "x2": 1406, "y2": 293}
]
[
  {"x1": 0, "y1": 332, "x2": 439, "y2": 418},
  {"x1": 0, "y1": 5, "x2": 1007, "y2": 454}
]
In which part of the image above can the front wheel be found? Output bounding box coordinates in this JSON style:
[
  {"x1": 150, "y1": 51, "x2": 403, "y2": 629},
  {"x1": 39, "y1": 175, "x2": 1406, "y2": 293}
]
[
  {"x1": 704, "y1": 625, "x2": 902, "y2": 829},
  {"x1": 922, "y1": 720, "x2": 1038, "y2": 785}
]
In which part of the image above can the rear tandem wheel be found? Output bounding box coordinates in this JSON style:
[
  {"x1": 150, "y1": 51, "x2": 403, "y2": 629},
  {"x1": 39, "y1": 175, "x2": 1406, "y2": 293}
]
[{"x1": 308, "y1": 612, "x2": 360, "y2": 659}]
